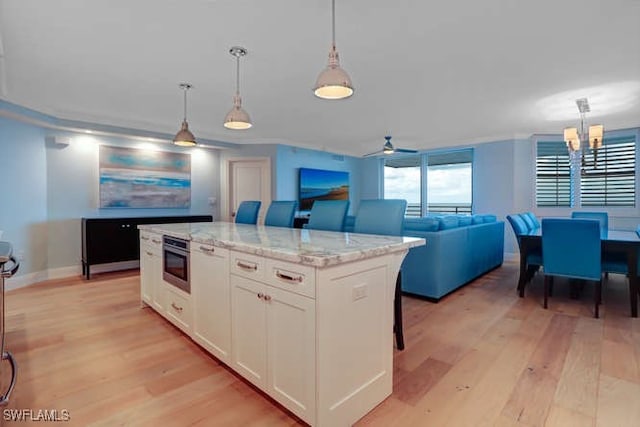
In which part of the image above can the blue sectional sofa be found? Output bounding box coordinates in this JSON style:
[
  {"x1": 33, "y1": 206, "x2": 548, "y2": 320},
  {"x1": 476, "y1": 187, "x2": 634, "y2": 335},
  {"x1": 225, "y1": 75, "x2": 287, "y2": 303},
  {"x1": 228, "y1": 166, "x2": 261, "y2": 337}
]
[
  {"x1": 400, "y1": 215, "x2": 504, "y2": 300},
  {"x1": 344, "y1": 213, "x2": 504, "y2": 300}
]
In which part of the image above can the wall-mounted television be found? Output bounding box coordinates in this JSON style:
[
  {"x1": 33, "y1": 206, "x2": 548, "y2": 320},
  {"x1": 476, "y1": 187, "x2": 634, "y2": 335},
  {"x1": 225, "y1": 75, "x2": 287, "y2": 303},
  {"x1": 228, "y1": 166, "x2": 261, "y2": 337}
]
[{"x1": 299, "y1": 167, "x2": 349, "y2": 211}]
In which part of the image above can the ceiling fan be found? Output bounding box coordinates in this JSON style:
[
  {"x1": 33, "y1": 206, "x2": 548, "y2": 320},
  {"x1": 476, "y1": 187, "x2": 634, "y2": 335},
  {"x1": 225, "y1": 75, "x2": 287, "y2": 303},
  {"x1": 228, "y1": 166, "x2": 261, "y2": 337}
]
[{"x1": 364, "y1": 136, "x2": 418, "y2": 157}]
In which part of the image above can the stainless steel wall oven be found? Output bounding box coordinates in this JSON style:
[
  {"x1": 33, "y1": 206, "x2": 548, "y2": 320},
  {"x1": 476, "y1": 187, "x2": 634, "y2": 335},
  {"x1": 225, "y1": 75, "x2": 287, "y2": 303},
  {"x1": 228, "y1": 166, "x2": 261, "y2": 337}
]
[{"x1": 162, "y1": 236, "x2": 190, "y2": 294}]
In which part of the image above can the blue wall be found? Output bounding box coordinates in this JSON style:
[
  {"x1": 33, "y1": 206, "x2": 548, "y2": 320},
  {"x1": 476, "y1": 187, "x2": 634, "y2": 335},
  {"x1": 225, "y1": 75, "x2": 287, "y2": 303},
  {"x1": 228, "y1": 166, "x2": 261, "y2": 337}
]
[
  {"x1": 0, "y1": 117, "x2": 48, "y2": 276},
  {"x1": 275, "y1": 145, "x2": 362, "y2": 213},
  {"x1": 0, "y1": 113, "x2": 221, "y2": 281}
]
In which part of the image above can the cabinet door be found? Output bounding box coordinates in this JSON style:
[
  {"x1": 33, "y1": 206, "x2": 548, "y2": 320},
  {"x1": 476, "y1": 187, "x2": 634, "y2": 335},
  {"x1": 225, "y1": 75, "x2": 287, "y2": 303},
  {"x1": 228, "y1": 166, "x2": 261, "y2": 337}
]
[
  {"x1": 231, "y1": 274, "x2": 267, "y2": 390},
  {"x1": 192, "y1": 246, "x2": 231, "y2": 363},
  {"x1": 265, "y1": 286, "x2": 316, "y2": 423},
  {"x1": 139, "y1": 243, "x2": 155, "y2": 304}
]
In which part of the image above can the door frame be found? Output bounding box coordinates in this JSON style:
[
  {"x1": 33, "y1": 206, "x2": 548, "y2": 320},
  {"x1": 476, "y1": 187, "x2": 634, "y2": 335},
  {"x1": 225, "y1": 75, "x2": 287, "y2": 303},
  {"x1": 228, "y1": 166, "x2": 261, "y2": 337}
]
[{"x1": 221, "y1": 157, "x2": 272, "y2": 223}]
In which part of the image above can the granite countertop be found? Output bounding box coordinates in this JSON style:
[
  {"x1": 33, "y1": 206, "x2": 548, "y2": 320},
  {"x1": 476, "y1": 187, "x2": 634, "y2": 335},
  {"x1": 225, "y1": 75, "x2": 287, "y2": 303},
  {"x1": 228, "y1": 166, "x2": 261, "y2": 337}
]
[{"x1": 139, "y1": 222, "x2": 425, "y2": 268}]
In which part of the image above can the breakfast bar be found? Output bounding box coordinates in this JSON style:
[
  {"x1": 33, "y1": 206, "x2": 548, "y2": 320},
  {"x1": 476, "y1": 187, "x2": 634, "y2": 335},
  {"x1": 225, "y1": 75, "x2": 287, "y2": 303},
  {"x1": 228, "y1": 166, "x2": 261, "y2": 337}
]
[{"x1": 138, "y1": 221, "x2": 424, "y2": 426}]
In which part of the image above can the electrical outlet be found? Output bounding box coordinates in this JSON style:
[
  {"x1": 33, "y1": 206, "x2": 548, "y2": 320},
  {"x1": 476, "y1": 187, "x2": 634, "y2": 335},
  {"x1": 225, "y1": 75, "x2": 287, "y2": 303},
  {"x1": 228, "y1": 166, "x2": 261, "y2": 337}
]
[
  {"x1": 208, "y1": 197, "x2": 217, "y2": 206},
  {"x1": 352, "y1": 284, "x2": 367, "y2": 301}
]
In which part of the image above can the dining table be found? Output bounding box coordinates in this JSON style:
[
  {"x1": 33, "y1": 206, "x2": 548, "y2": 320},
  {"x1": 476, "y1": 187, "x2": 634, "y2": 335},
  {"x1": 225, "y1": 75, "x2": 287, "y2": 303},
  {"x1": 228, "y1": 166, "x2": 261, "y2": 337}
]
[{"x1": 519, "y1": 227, "x2": 640, "y2": 317}]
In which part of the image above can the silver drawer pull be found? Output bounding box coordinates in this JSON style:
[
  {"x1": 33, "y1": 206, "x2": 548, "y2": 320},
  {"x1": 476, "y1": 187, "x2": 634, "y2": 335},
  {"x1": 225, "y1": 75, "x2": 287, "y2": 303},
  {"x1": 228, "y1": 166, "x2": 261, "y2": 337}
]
[
  {"x1": 141, "y1": 236, "x2": 150, "y2": 241},
  {"x1": 145, "y1": 251, "x2": 153, "y2": 256},
  {"x1": 264, "y1": 294, "x2": 272, "y2": 302},
  {"x1": 257, "y1": 292, "x2": 264, "y2": 300},
  {"x1": 151, "y1": 239, "x2": 162, "y2": 244},
  {"x1": 237, "y1": 261, "x2": 257, "y2": 271},
  {"x1": 171, "y1": 302, "x2": 183, "y2": 313},
  {"x1": 276, "y1": 271, "x2": 303, "y2": 283},
  {"x1": 199, "y1": 245, "x2": 215, "y2": 254}
]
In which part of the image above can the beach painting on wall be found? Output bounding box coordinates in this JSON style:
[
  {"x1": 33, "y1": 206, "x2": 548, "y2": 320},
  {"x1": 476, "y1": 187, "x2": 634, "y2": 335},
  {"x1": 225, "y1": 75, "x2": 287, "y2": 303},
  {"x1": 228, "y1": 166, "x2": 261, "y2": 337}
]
[
  {"x1": 299, "y1": 167, "x2": 349, "y2": 211},
  {"x1": 99, "y1": 146, "x2": 191, "y2": 208}
]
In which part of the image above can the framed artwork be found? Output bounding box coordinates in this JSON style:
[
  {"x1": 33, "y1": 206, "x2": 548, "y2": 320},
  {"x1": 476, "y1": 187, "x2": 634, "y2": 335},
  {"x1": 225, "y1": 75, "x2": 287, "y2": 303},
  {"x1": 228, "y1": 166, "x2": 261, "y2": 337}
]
[
  {"x1": 99, "y1": 145, "x2": 191, "y2": 208},
  {"x1": 298, "y1": 167, "x2": 349, "y2": 211}
]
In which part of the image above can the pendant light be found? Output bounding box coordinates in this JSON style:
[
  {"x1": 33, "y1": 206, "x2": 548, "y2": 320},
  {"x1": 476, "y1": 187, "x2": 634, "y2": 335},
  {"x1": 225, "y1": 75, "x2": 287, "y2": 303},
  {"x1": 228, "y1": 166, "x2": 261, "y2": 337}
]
[
  {"x1": 224, "y1": 46, "x2": 252, "y2": 130},
  {"x1": 173, "y1": 83, "x2": 197, "y2": 147},
  {"x1": 313, "y1": 0, "x2": 354, "y2": 100}
]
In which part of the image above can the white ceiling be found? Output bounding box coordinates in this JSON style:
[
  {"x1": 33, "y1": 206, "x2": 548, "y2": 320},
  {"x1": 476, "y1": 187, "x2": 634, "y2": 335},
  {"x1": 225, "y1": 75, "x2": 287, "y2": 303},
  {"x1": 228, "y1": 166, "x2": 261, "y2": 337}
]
[{"x1": 1, "y1": 0, "x2": 639, "y2": 156}]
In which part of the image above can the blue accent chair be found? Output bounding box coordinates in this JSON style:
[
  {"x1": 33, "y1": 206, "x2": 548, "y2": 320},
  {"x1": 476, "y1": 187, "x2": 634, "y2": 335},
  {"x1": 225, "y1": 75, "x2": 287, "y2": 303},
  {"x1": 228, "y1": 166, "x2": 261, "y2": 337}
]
[
  {"x1": 264, "y1": 201, "x2": 297, "y2": 228},
  {"x1": 571, "y1": 211, "x2": 608, "y2": 232},
  {"x1": 507, "y1": 214, "x2": 542, "y2": 296},
  {"x1": 541, "y1": 218, "x2": 602, "y2": 318},
  {"x1": 235, "y1": 201, "x2": 261, "y2": 225},
  {"x1": 353, "y1": 199, "x2": 407, "y2": 350},
  {"x1": 306, "y1": 200, "x2": 350, "y2": 232}
]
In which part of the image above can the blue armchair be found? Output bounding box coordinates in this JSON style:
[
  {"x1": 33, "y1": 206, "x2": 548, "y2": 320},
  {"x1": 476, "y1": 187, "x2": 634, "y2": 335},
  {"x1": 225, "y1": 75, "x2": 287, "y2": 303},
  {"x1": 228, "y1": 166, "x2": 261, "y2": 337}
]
[
  {"x1": 264, "y1": 201, "x2": 297, "y2": 228},
  {"x1": 541, "y1": 218, "x2": 602, "y2": 318}
]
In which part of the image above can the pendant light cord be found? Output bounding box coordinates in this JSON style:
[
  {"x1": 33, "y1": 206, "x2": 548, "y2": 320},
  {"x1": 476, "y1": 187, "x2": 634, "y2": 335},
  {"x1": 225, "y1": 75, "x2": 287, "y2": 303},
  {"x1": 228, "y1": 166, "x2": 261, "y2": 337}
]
[
  {"x1": 331, "y1": 0, "x2": 336, "y2": 49},
  {"x1": 236, "y1": 55, "x2": 241, "y2": 96},
  {"x1": 183, "y1": 87, "x2": 188, "y2": 121}
]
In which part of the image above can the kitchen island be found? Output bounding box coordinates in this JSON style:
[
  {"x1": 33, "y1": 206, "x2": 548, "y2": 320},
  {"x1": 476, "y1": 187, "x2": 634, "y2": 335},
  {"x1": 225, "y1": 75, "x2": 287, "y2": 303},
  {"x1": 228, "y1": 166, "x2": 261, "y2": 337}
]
[{"x1": 138, "y1": 222, "x2": 424, "y2": 426}]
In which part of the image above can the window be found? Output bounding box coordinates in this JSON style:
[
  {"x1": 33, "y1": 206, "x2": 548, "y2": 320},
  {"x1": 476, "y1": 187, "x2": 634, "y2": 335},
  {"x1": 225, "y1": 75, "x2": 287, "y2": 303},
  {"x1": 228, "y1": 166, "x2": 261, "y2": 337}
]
[
  {"x1": 383, "y1": 149, "x2": 473, "y2": 216},
  {"x1": 427, "y1": 150, "x2": 473, "y2": 214},
  {"x1": 384, "y1": 155, "x2": 421, "y2": 217},
  {"x1": 535, "y1": 134, "x2": 636, "y2": 208},
  {"x1": 536, "y1": 141, "x2": 571, "y2": 207},
  {"x1": 580, "y1": 135, "x2": 635, "y2": 207}
]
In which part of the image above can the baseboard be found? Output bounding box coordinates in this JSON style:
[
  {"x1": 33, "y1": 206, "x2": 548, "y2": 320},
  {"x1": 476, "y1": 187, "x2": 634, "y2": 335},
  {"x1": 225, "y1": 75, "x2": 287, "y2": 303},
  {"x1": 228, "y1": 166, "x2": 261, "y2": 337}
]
[{"x1": 4, "y1": 261, "x2": 139, "y2": 291}]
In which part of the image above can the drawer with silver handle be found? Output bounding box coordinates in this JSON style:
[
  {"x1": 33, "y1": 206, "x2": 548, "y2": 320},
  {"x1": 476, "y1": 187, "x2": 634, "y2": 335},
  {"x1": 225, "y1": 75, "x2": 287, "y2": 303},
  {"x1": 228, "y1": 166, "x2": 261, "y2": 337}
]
[
  {"x1": 164, "y1": 285, "x2": 193, "y2": 333},
  {"x1": 230, "y1": 252, "x2": 264, "y2": 280},
  {"x1": 265, "y1": 259, "x2": 316, "y2": 298},
  {"x1": 140, "y1": 231, "x2": 162, "y2": 247}
]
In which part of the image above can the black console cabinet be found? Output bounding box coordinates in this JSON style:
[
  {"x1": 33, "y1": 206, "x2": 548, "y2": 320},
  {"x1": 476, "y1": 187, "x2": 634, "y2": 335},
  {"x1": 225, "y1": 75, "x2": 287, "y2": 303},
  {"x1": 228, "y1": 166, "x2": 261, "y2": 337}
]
[{"x1": 81, "y1": 215, "x2": 212, "y2": 279}]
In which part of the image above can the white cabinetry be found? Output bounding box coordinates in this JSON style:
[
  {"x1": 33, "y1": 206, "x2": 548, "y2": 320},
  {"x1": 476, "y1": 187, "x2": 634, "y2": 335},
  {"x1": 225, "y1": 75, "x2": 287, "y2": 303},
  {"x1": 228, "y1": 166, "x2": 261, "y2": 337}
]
[
  {"x1": 139, "y1": 231, "x2": 163, "y2": 309},
  {"x1": 231, "y1": 256, "x2": 316, "y2": 424},
  {"x1": 191, "y1": 243, "x2": 231, "y2": 363}
]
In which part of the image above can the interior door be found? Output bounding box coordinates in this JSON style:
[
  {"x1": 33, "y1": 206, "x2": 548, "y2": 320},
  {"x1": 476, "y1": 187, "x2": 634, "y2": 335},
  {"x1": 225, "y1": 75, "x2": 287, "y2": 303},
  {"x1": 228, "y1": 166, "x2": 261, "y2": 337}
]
[{"x1": 225, "y1": 158, "x2": 271, "y2": 223}]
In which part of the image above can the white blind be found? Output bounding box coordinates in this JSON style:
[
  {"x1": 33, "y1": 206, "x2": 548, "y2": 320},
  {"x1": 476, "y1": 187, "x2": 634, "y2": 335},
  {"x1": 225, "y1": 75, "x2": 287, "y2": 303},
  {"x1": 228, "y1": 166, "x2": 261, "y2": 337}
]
[
  {"x1": 536, "y1": 141, "x2": 571, "y2": 207},
  {"x1": 580, "y1": 135, "x2": 636, "y2": 207}
]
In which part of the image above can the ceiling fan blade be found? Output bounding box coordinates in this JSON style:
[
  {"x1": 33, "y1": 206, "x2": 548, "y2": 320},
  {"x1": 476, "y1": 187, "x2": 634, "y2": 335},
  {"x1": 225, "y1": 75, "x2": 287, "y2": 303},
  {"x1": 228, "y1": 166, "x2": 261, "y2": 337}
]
[
  {"x1": 395, "y1": 148, "x2": 418, "y2": 153},
  {"x1": 363, "y1": 149, "x2": 383, "y2": 157}
]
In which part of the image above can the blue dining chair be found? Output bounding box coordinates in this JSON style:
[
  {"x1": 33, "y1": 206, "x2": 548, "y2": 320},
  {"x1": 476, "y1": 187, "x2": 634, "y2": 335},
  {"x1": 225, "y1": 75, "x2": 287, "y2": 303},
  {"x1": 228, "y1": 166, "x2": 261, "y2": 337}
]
[
  {"x1": 264, "y1": 201, "x2": 297, "y2": 228},
  {"x1": 506, "y1": 214, "x2": 542, "y2": 296},
  {"x1": 541, "y1": 218, "x2": 602, "y2": 318},
  {"x1": 306, "y1": 200, "x2": 350, "y2": 232},
  {"x1": 522, "y1": 212, "x2": 541, "y2": 230},
  {"x1": 354, "y1": 199, "x2": 407, "y2": 350},
  {"x1": 571, "y1": 211, "x2": 608, "y2": 232},
  {"x1": 235, "y1": 201, "x2": 261, "y2": 225}
]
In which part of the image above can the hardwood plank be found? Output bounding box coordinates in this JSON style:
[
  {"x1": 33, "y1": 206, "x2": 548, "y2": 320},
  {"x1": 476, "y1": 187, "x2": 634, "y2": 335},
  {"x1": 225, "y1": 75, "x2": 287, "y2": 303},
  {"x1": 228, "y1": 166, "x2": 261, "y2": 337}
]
[{"x1": 2, "y1": 260, "x2": 638, "y2": 426}]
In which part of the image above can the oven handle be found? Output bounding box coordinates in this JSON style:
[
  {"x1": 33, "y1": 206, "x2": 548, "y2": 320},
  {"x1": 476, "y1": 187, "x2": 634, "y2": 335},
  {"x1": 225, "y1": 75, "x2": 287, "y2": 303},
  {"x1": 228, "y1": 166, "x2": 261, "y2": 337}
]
[
  {"x1": 0, "y1": 351, "x2": 17, "y2": 406},
  {"x1": 1, "y1": 256, "x2": 19, "y2": 278}
]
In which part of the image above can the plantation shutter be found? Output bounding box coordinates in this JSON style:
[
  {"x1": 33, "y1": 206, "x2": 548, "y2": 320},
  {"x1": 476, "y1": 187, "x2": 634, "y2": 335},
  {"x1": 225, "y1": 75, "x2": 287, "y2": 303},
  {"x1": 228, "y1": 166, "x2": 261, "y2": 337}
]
[
  {"x1": 536, "y1": 141, "x2": 571, "y2": 207},
  {"x1": 580, "y1": 135, "x2": 636, "y2": 207}
]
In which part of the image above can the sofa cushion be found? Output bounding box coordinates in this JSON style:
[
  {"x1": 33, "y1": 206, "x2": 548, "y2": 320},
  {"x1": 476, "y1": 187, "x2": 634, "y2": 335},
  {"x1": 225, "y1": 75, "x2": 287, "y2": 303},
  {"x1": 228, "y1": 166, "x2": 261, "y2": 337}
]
[
  {"x1": 404, "y1": 217, "x2": 439, "y2": 232},
  {"x1": 458, "y1": 215, "x2": 473, "y2": 226},
  {"x1": 481, "y1": 214, "x2": 497, "y2": 223},
  {"x1": 438, "y1": 216, "x2": 460, "y2": 230}
]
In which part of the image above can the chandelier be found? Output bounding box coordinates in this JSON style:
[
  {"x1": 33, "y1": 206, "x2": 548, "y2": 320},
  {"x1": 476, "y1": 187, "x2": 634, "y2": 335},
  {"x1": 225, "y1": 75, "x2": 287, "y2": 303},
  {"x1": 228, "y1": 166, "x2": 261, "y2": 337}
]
[{"x1": 563, "y1": 98, "x2": 604, "y2": 169}]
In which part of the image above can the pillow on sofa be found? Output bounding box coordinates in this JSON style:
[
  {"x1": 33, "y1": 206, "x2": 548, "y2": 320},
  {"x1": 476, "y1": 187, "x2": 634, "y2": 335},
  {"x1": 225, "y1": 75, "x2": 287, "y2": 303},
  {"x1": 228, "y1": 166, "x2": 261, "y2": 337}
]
[
  {"x1": 458, "y1": 215, "x2": 473, "y2": 226},
  {"x1": 404, "y1": 217, "x2": 439, "y2": 232},
  {"x1": 438, "y1": 216, "x2": 460, "y2": 230},
  {"x1": 471, "y1": 215, "x2": 484, "y2": 225},
  {"x1": 481, "y1": 214, "x2": 497, "y2": 223}
]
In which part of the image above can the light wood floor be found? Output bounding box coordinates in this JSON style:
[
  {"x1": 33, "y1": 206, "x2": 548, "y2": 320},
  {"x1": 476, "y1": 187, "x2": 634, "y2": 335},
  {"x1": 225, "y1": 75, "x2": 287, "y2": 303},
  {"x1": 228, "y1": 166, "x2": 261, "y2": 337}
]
[{"x1": 2, "y1": 260, "x2": 639, "y2": 426}]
